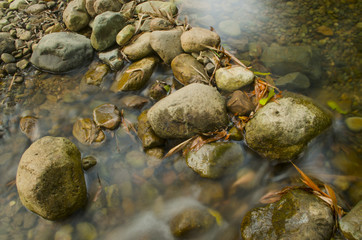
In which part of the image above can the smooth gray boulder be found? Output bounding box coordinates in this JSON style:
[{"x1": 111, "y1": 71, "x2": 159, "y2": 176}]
[
  {"x1": 91, "y1": 11, "x2": 127, "y2": 51},
  {"x1": 261, "y1": 45, "x2": 321, "y2": 80},
  {"x1": 123, "y1": 32, "x2": 154, "y2": 61},
  {"x1": 0, "y1": 33, "x2": 15, "y2": 55},
  {"x1": 186, "y1": 142, "x2": 244, "y2": 178},
  {"x1": 245, "y1": 95, "x2": 332, "y2": 161},
  {"x1": 150, "y1": 27, "x2": 184, "y2": 64},
  {"x1": 276, "y1": 72, "x2": 311, "y2": 90},
  {"x1": 241, "y1": 189, "x2": 334, "y2": 240},
  {"x1": 16, "y1": 136, "x2": 87, "y2": 220},
  {"x1": 181, "y1": 27, "x2": 220, "y2": 53},
  {"x1": 63, "y1": 0, "x2": 90, "y2": 32},
  {"x1": 339, "y1": 201, "x2": 362, "y2": 240},
  {"x1": 30, "y1": 32, "x2": 93, "y2": 73},
  {"x1": 147, "y1": 83, "x2": 229, "y2": 138}
]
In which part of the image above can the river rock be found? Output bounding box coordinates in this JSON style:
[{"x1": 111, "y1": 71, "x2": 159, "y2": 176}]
[
  {"x1": 345, "y1": 117, "x2": 362, "y2": 132},
  {"x1": 72, "y1": 118, "x2": 105, "y2": 145},
  {"x1": 215, "y1": 66, "x2": 254, "y2": 92},
  {"x1": 93, "y1": 103, "x2": 121, "y2": 130},
  {"x1": 110, "y1": 56, "x2": 157, "y2": 92},
  {"x1": 30, "y1": 32, "x2": 93, "y2": 72},
  {"x1": 261, "y1": 45, "x2": 321, "y2": 80},
  {"x1": 135, "y1": 1, "x2": 177, "y2": 16},
  {"x1": 91, "y1": 11, "x2": 127, "y2": 51},
  {"x1": 16, "y1": 136, "x2": 87, "y2": 220},
  {"x1": 147, "y1": 83, "x2": 229, "y2": 139},
  {"x1": 148, "y1": 81, "x2": 169, "y2": 101},
  {"x1": 170, "y1": 207, "x2": 215, "y2": 238},
  {"x1": 186, "y1": 142, "x2": 244, "y2": 178},
  {"x1": 98, "y1": 49, "x2": 124, "y2": 71},
  {"x1": 240, "y1": 189, "x2": 334, "y2": 240},
  {"x1": 150, "y1": 18, "x2": 174, "y2": 31},
  {"x1": 171, "y1": 53, "x2": 208, "y2": 85},
  {"x1": 245, "y1": 95, "x2": 332, "y2": 161},
  {"x1": 19, "y1": 116, "x2": 40, "y2": 142},
  {"x1": 150, "y1": 27, "x2": 184, "y2": 64},
  {"x1": 63, "y1": 0, "x2": 90, "y2": 32},
  {"x1": 81, "y1": 62, "x2": 109, "y2": 88},
  {"x1": 227, "y1": 90, "x2": 255, "y2": 116},
  {"x1": 339, "y1": 201, "x2": 362, "y2": 240},
  {"x1": 0, "y1": 32, "x2": 15, "y2": 55},
  {"x1": 81, "y1": 156, "x2": 97, "y2": 170},
  {"x1": 276, "y1": 72, "x2": 311, "y2": 90},
  {"x1": 119, "y1": 95, "x2": 149, "y2": 109},
  {"x1": 123, "y1": 32, "x2": 154, "y2": 61},
  {"x1": 137, "y1": 110, "x2": 164, "y2": 149},
  {"x1": 180, "y1": 27, "x2": 220, "y2": 53},
  {"x1": 1, "y1": 53, "x2": 15, "y2": 63},
  {"x1": 85, "y1": 0, "x2": 96, "y2": 17},
  {"x1": 9, "y1": 0, "x2": 27, "y2": 10},
  {"x1": 116, "y1": 24, "x2": 135, "y2": 47},
  {"x1": 25, "y1": 3, "x2": 47, "y2": 14},
  {"x1": 93, "y1": 0, "x2": 122, "y2": 15}
]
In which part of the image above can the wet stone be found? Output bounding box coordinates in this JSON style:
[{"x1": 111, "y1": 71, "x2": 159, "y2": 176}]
[
  {"x1": 98, "y1": 49, "x2": 123, "y2": 71},
  {"x1": 170, "y1": 207, "x2": 216, "y2": 238},
  {"x1": 19, "y1": 116, "x2": 40, "y2": 142},
  {"x1": 72, "y1": 118, "x2": 105, "y2": 145},
  {"x1": 119, "y1": 95, "x2": 149, "y2": 109},
  {"x1": 76, "y1": 222, "x2": 98, "y2": 240},
  {"x1": 93, "y1": 103, "x2": 121, "y2": 130},
  {"x1": 125, "y1": 150, "x2": 146, "y2": 169},
  {"x1": 186, "y1": 142, "x2": 244, "y2": 179},
  {"x1": 82, "y1": 63, "x2": 109, "y2": 88},
  {"x1": 137, "y1": 110, "x2": 165, "y2": 149},
  {"x1": 339, "y1": 201, "x2": 362, "y2": 240},
  {"x1": 148, "y1": 81, "x2": 169, "y2": 101},
  {"x1": 345, "y1": 117, "x2": 362, "y2": 132},
  {"x1": 82, "y1": 156, "x2": 97, "y2": 170}
]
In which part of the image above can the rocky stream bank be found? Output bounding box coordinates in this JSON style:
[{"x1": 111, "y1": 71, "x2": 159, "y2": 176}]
[{"x1": 0, "y1": 0, "x2": 361, "y2": 239}]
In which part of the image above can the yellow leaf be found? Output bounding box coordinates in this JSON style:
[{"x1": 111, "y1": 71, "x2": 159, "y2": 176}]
[{"x1": 208, "y1": 208, "x2": 223, "y2": 226}]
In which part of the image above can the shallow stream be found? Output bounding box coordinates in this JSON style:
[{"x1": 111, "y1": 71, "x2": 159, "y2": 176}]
[{"x1": 0, "y1": 0, "x2": 361, "y2": 239}]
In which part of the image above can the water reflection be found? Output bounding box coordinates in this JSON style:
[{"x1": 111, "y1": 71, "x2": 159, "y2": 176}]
[{"x1": 0, "y1": 0, "x2": 361, "y2": 239}]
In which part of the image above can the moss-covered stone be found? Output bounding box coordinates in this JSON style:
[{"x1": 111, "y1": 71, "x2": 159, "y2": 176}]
[{"x1": 240, "y1": 189, "x2": 334, "y2": 240}]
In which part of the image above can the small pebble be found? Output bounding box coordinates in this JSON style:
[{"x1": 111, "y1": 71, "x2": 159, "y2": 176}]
[
  {"x1": 345, "y1": 117, "x2": 362, "y2": 132},
  {"x1": 1, "y1": 53, "x2": 15, "y2": 63},
  {"x1": 4, "y1": 63, "x2": 17, "y2": 74}
]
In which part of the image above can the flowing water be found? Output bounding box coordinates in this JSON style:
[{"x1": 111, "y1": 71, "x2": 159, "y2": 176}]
[{"x1": 0, "y1": 0, "x2": 361, "y2": 239}]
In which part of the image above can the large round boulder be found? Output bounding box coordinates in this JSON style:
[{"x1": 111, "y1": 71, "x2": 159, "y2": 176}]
[
  {"x1": 147, "y1": 83, "x2": 229, "y2": 139},
  {"x1": 245, "y1": 95, "x2": 332, "y2": 161},
  {"x1": 30, "y1": 32, "x2": 93, "y2": 73},
  {"x1": 240, "y1": 189, "x2": 334, "y2": 240},
  {"x1": 16, "y1": 136, "x2": 87, "y2": 220}
]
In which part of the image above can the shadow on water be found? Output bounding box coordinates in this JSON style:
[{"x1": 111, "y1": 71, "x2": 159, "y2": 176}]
[{"x1": 0, "y1": 0, "x2": 361, "y2": 239}]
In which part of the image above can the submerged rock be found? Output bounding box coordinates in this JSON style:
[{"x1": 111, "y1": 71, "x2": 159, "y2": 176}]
[
  {"x1": 19, "y1": 116, "x2": 40, "y2": 142},
  {"x1": 339, "y1": 201, "x2": 362, "y2": 240},
  {"x1": 276, "y1": 72, "x2": 311, "y2": 90},
  {"x1": 110, "y1": 56, "x2": 157, "y2": 92},
  {"x1": 81, "y1": 156, "x2": 97, "y2": 170},
  {"x1": 150, "y1": 27, "x2": 184, "y2": 64},
  {"x1": 147, "y1": 83, "x2": 229, "y2": 139},
  {"x1": 171, "y1": 53, "x2": 208, "y2": 85},
  {"x1": 72, "y1": 118, "x2": 105, "y2": 145},
  {"x1": 170, "y1": 207, "x2": 216, "y2": 238},
  {"x1": 98, "y1": 49, "x2": 124, "y2": 71},
  {"x1": 186, "y1": 142, "x2": 244, "y2": 178},
  {"x1": 63, "y1": 0, "x2": 90, "y2": 32},
  {"x1": 261, "y1": 45, "x2": 321, "y2": 80},
  {"x1": 16, "y1": 136, "x2": 87, "y2": 220},
  {"x1": 215, "y1": 66, "x2": 254, "y2": 92},
  {"x1": 93, "y1": 103, "x2": 121, "y2": 130},
  {"x1": 240, "y1": 189, "x2": 334, "y2": 240},
  {"x1": 91, "y1": 11, "x2": 127, "y2": 51},
  {"x1": 81, "y1": 62, "x2": 109, "y2": 90},
  {"x1": 30, "y1": 32, "x2": 93, "y2": 72},
  {"x1": 245, "y1": 95, "x2": 332, "y2": 161},
  {"x1": 181, "y1": 27, "x2": 220, "y2": 53}
]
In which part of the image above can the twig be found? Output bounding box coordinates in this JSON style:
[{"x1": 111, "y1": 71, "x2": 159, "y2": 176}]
[{"x1": 7, "y1": 74, "x2": 17, "y2": 92}]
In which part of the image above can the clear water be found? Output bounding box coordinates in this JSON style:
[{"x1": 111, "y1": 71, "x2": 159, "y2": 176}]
[{"x1": 0, "y1": 0, "x2": 361, "y2": 239}]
